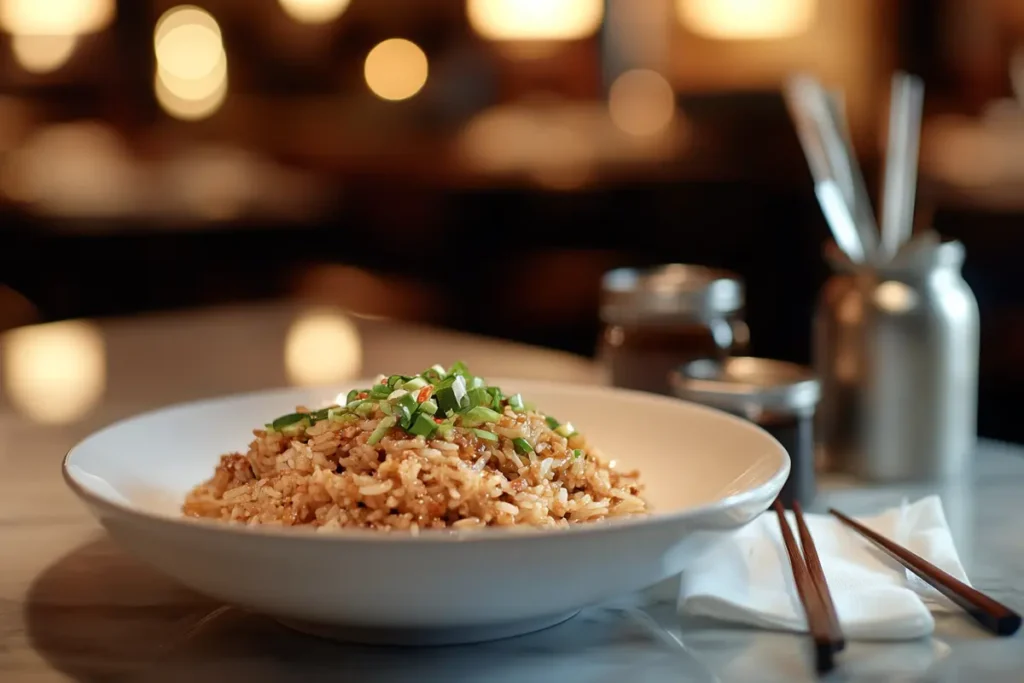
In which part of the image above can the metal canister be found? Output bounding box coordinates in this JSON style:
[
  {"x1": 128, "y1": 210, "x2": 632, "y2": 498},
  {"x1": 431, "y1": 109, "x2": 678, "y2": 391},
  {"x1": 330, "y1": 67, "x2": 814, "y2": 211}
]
[
  {"x1": 598, "y1": 265, "x2": 748, "y2": 395},
  {"x1": 671, "y1": 357, "x2": 821, "y2": 506},
  {"x1": 814, "y1": 238, "x2": 980, "y2": 481}
]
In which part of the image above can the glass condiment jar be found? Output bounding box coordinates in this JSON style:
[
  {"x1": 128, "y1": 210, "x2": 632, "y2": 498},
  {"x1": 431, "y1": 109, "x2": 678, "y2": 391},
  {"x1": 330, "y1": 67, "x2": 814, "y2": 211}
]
[
  {"x1": 671, "y1": 357, "x2": 821, "y2": 507},
  {"x1": 598, "y1": 265, "x2": 748, "y2": 395}
]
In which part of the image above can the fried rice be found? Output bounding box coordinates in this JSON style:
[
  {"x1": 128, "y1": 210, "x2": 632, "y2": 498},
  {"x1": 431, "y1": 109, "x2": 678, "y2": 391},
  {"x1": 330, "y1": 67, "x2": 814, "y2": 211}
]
[{"x1": 182, "y1": 363, "x2": 647, "y2": 532}]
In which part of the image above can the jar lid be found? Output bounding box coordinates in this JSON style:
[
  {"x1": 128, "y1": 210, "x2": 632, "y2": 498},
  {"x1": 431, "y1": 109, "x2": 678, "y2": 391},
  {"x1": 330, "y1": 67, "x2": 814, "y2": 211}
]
[
  {"x1": 600, "y1": 265, "x2": 744, "y2": 324},
  {"x1": 670, "y1": 357, "x2": 820, "y2": 416}
]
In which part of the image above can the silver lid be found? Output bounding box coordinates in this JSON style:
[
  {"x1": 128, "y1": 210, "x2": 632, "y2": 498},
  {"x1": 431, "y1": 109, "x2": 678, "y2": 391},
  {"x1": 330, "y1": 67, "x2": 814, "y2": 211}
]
[
  {"x1": 600, "y1": 265, "x2": 744, "y2": 325},
  {"x1": 670, "y1": 357, "x2": 820, "y2": 417}
]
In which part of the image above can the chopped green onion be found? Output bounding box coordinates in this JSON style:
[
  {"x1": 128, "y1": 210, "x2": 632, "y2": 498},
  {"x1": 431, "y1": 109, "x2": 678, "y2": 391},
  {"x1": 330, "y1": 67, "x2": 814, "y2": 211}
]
[
  {"x1": 379, "y1": 401, "x2": 393, "y2": 416},
  {"x1": 573, "y1": 449, "x2": 584, "y2": 459},
  {"x1": 436, "y1": 420, "x2": 455, "y2": 439},
  {"x1": 435, "y1": 375, "x2": 469, "y2": 414},
  {"x1": 512, "y1": 437, "x2": 533, "y2": 454},
  {"x1": 544, "y1": 416, "x2": 560, "y2": 430},
  {"x1": 387, "y1": 374, "x2": 410, "y2": 388},
  {"x1": 408, "y1": 412, "x2": 438, "y2": 438},
  {"x1": 555, "y1": 422, "x2": 577, "y2": 438},
  {"x1": 395, "y1": 392, "x2": 419, "y2": 428},
  {"x1": 328, "y1": 407, "x2": 356, "y2": 421},
  {"x1": 423, "y1": 364, "x2": 447, "y2": 382},
  {"x1": 448, "y1": 361, "x2": 470, "y2": 377},
  {"x1": 471, "y1": 428, "x2": 498, "y2": 442},
  {"x1": 307, "y1": 407, "x2": 331, "y2": 423},
  {"x1": 402, "y1": 377, "x2": 429, "y2": 391},
  {"x1": 370, "y1": 384, "x2": 391, "y2": 399},
  {"x1": 467, "y1": 387, "x2": 491, "y2": 408},
  {"x1": 354, "y1": 401, "x2": 376, "y2": 417},
  {"x1": 367, "y1": 416, "x2": 396, "y2": 445},
  {"x1": 271, "y1": 412, "x2": 309, "y2": 430},
  {"x1": 469, "y1": 375, "x2": 486, "y2": 389},
  {"x1": 419, "y1": 399, "x2": 438, "y2": 416},
  {"x1": 507, "y1": 393, "x2": 525, "y2": 411},
  {"x1": 345, "y1": 389, "x2": 360, "y2": 404},
  {"x1": 462, "y1": 405, "x2": 501, "y2": 427},
  {"x1": 488, "y1": 386, "x2": 504, "y2": 405}
]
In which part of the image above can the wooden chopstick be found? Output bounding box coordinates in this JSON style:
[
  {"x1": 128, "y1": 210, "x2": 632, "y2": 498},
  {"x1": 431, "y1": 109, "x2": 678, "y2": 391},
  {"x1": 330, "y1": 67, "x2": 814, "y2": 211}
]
[
  {"x1": 773, "y1": 500, "x2": 840, "y2": 674},
  {"x1": 793, "y1": 501, "x2": 845, "y2": 652},
  {"x1": 829, "y1": 507, "x2": 1022, "y2": 637}
]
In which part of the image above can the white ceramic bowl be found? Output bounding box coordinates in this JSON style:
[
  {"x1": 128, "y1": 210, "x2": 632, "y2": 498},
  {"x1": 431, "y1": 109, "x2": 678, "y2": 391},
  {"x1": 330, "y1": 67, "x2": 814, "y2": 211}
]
[{"x1": 64, "y1": 379, "x2": 789, "y2": 645}]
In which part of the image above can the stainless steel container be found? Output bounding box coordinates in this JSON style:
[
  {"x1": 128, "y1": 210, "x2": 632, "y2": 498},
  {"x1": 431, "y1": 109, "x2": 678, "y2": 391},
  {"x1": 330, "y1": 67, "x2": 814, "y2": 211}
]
[
  {"x1": 598, "y1": 265, "x2": 748, "y2": 395},
  {"x1": 671, "y1": 357, "x2": 821, "y2": 506},
  {"x1": 814, "y1": 238, "x2": 980, "y2": 481}
]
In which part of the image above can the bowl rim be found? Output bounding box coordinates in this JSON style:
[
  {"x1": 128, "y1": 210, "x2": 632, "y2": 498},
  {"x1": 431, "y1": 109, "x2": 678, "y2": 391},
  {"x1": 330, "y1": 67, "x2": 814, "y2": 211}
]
[{"x1": 63, "y1": 378, "x2": 790, "y2": 545}]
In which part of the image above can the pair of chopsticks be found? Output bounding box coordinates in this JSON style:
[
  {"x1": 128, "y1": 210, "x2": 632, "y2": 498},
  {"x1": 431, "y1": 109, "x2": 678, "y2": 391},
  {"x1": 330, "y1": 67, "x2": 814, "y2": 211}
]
[
  {"x1": 775, "y1": 501, "x2": 1023, "y2": 676},
  {"x1": 773, "y1": 500, "x2": 844, "y2": 674},
  {"x1": 828, "y1": 508, "x2": 1022, "y2": 637}
]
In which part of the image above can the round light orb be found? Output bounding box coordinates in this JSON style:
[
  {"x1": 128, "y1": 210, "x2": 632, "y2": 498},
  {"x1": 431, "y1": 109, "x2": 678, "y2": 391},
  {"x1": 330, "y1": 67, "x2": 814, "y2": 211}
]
[{"x1": 364, "y1": 38, "x2": 429, "y2": 102}]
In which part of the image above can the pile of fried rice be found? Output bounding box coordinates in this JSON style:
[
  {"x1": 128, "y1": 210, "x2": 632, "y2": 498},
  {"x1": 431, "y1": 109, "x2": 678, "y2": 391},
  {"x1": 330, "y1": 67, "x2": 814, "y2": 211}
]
[{"x1": 182, "y1": 364, "x2": 647, "y2": 532}]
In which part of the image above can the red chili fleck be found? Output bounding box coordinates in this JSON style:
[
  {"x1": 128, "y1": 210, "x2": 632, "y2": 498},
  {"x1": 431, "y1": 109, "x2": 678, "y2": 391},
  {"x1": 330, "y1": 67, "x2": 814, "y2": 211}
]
[
  {"x1": 434, "y1": 417, "x2": 444, "y2": 424},
  {"x1": 380, "y1": 378, "x2": 388, "y2": 384},
  {"x1": 357, "y1": 392, "x2": 368, "y2": 399},
  {"x1": 417, "y1": 386, "x2": 432, "y2": 403}
]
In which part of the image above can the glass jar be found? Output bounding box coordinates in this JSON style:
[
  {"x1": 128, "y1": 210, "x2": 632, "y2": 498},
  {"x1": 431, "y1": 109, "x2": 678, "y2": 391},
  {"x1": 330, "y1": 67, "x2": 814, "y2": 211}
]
[
  {"x1": 598, "y1": 265, "x2": 748, "y2": 395},
  {"x1": 671, "y1": 357, "x2": 821, "y2": 507}
]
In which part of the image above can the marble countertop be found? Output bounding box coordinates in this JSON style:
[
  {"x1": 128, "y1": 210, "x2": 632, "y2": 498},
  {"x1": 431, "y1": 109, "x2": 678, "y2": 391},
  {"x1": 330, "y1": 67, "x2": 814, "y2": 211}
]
[{"x1": 2, "y1": 303, "x2": 1021, "y2": 682}]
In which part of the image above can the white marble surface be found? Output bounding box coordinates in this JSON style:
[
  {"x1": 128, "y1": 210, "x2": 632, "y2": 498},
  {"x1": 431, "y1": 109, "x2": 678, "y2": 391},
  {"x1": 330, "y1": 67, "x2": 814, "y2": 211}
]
[{"x1": 2, "y1": 303, "x2": 1021, "y2": 682}]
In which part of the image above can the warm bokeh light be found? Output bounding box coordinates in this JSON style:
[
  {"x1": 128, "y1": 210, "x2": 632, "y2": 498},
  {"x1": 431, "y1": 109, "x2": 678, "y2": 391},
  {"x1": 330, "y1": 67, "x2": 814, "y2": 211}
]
[
  {"x1": 153, "y1": 6, "x2": 227, "y2": 120},
  {"x1": 154, "y1": 5, "x2": 223, "y2": 80},
  {"x1": 363, "y1": 38, "x2": 428, "y2": 102},
  {"x1": 676, "y1": 0, "x2": 816, "y2": 40},
  {"x1": 155, "y1": 67, "x2": 228, "y2": 121},
  {"x1": 466, "y1": 0, "x2": 603, "y2": 41},
  {"x1": 608, "y1": 69, "x2": 676, "y2": 137},
  {"x1": 1, "y1": 320, "x2": 106, "y2": 424},
  {"x1": 278, "y1": 0, "x2": 351, "y2": 24},
  {"x1": 2, "y1": 121, "x2": 135, "y2": 215},
  {"x1": 284, "y1": 310, "x2": 363, "y2": 386},
  {"x1": 10, "y1": 33, "x2": 77, "y2": 73},
  {"x1": 0, "y1": 0, "x2": 114, "y2": 35},
  {"x1": 458, "y1": 103, "x2": 596, "y2": 189}
]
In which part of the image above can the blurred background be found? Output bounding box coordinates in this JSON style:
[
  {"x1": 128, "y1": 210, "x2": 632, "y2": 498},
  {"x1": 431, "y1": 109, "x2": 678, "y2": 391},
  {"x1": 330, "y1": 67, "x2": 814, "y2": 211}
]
[{"x1": 1, "y1": 0, "x2": 1023, "y2": 440}]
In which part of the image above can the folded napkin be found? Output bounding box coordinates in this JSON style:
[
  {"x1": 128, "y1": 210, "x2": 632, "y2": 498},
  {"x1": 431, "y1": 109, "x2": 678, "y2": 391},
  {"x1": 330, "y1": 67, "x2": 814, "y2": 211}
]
[{"x1": 678, "y1": 496, "x2": 970, "y2": 640}]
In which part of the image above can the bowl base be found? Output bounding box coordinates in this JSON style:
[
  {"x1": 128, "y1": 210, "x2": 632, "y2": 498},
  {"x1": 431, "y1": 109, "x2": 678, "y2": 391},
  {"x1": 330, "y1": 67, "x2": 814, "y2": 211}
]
[{"x1": 277, "y1": 610, "x2": 580, "y2": 646}]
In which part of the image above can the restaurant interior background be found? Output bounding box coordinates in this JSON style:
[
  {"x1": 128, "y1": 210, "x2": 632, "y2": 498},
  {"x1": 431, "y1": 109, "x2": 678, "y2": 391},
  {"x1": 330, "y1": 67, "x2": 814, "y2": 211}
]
[{"x1": 1, "y1": 0, "x2": 1023, "y2": 441}]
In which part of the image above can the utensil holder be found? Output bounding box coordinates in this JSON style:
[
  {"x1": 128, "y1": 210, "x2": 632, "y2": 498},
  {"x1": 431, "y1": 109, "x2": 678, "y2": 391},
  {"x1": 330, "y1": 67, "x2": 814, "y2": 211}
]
[{"x1": 814, "y1": 238, "x2": 979, "y2": 482}]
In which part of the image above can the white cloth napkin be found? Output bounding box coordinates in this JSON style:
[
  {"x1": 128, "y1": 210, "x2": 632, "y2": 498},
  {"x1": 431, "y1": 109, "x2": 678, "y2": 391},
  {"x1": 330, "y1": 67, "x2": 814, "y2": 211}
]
[{"x1": 678, "y1": 496, "x2": 970, "y2": 640}]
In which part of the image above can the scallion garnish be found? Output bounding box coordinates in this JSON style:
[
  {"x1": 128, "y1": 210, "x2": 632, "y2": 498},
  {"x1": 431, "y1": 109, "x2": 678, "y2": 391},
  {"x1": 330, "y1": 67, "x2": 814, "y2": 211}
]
[
  {"x1": 513, "y1": 437, "x2": 533, "y2": 454},
  {"x1": 467, "y1": 387, "x2": 491, "y2": 409},
  {"x1": 265, "y1": 362, "x2": 582, "y2": 449},
  {"x1": 402, "y1": 377, "x2": 429, "y2": 391},
  {"x1": 555, "y1": 422, "x2": 577, "y2": 438},
  {"x1": 471, "y1": 428, "x2": 498, "y2": 442},
  {"x1": 367, "y1": 416, "x2": 396, "y2": 445},
  {"x1": 462, "y1": 405, "x2": 501, "y2": 427},
  {"x1": 408, "y1": 412, "x2": 438, "y2": 438},
  {"x1": 435, "y1": 375, "x2": 469, "y2": 415},
  {"x1": 271, "y1": 413, "x2": 309, "y2": 430}
]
